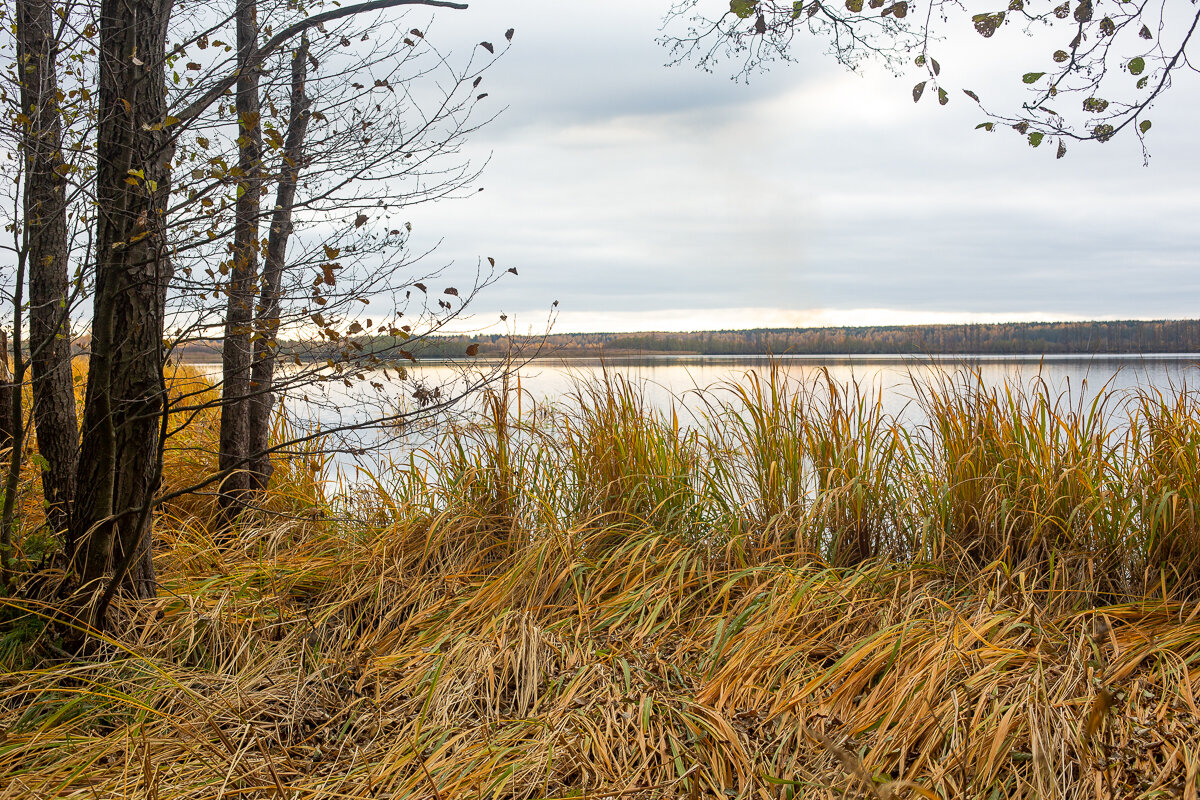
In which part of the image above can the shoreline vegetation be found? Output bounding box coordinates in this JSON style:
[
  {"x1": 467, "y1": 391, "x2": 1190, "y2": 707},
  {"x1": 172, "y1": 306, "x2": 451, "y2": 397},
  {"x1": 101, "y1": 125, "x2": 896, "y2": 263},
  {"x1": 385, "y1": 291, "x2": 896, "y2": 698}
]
[
  {"x1": 3, "y1": 363, "x2": 1200, "y2": 797},
  {"x1": 165, "y1": 318, "x2": 1200, "y2": 363}
]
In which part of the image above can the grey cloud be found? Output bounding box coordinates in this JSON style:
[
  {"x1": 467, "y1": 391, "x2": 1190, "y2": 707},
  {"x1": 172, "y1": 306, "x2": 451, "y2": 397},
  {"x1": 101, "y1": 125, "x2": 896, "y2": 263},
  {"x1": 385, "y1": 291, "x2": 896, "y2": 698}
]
[{"x1": 400, "y1": 0, "x2": 1200, "y2": 330}]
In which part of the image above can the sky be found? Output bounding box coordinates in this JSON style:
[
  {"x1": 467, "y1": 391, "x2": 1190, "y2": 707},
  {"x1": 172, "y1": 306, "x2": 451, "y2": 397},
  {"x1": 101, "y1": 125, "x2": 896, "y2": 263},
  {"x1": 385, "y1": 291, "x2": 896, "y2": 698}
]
[{"x1": 392, "y1": 1, "x2": 1200, "y2": 334}]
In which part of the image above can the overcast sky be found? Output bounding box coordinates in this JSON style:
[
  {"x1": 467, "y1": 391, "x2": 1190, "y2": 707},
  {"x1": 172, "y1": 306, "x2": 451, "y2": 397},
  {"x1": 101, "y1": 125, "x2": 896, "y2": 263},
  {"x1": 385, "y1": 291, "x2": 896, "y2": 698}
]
[{"x1": 394, "y1": 1, "x2": 1200, "y2": 334}]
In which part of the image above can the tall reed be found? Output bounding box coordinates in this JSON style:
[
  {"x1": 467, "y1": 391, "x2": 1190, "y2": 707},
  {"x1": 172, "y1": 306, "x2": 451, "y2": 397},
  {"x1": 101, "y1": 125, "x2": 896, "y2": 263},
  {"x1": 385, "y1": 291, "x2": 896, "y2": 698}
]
[
  {"x1": 1131, "y1": 386, "x2": 1200, "y2": 596},
  {"x1": 3, "y1": 362, "x2": 1200, "y2": 799}
]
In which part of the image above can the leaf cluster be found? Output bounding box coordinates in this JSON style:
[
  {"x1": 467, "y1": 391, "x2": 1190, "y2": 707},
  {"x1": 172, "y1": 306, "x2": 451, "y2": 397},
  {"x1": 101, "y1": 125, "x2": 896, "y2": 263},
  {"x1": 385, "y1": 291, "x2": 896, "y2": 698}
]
[{"x1": 662, "y1": 0, "x2": 1200, "y2": 157}]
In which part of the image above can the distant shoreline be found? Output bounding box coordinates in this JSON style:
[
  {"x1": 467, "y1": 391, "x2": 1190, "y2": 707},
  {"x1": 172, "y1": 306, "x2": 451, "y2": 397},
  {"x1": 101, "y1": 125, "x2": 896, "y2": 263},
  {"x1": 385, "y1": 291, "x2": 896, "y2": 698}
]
[
  {"x1": 177, "y1": 353, "x2": 1200, "y2": 369},
  {"x1": 167, "y1": 319, "x2": 1200, "y2": 363}
]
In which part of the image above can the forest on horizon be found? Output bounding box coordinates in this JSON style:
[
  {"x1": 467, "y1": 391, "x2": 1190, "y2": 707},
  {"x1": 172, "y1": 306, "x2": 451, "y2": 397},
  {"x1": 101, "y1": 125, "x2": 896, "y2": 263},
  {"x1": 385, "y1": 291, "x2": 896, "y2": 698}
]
[
  {"x1": 162, "y1": 318, "x2": 1200, "y2": 363},
  {"x1": 242, "y1": 318, "x2": 1200, "y2": 363}
]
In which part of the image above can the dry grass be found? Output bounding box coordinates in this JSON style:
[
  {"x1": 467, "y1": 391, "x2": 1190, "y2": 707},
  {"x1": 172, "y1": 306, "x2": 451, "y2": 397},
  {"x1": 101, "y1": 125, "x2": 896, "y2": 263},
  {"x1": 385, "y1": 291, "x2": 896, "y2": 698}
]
[{"x1": 2, "y1": 365, "x2": 1199, "y2": 798}]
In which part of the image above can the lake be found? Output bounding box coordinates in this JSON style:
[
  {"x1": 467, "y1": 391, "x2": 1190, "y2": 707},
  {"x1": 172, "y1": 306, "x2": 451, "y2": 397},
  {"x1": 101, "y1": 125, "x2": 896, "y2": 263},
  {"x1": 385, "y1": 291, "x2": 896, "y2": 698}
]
[
  {"x1": 230, "y1": 353, "x2": 1200, "y2": 474},
  {"x1": 483, "y1": 353, "x2": 1200, "y2": 413}
]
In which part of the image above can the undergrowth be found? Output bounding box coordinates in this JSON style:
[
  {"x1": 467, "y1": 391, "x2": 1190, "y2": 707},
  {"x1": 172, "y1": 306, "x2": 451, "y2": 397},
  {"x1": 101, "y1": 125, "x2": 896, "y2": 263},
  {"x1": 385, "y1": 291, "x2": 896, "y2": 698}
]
[{"x1": 1, "y1": 364, "x2": 1199, "y2": 799}]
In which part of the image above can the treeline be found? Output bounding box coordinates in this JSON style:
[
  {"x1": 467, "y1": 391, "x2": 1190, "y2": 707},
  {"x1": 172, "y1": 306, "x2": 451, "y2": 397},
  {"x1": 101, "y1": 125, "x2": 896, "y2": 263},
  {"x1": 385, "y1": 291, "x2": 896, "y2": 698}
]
[
  {"x1": 172, "y1": 320, "x2": 1200, "y2": 364},
  {"x1": 444, "y1": 319, "x2": 1200, "y2": 357}
]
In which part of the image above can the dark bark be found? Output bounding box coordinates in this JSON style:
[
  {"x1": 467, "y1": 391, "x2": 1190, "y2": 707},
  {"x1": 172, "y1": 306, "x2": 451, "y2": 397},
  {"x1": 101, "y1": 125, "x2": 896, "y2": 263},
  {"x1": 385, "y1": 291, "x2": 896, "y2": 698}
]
[
  {"x1": 70, "y1": 0, "x2": 176, "y2": 604},
  {"x1": 17, "y1": 0, "x2": 80, "y2": 540},
  {"x1": 217, "y1": 0, "x2": 263, "y2": 516},
  {"x1": 248, "y1": 37, "x2": 310, "y2": 489}
]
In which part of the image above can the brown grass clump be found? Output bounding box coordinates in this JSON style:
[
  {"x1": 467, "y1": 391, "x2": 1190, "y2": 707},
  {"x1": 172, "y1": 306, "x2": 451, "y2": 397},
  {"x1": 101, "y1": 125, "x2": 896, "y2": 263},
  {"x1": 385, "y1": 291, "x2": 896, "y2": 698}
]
[{"x1": 1, "y1": 366, "x2": 1200, "y2": 798}]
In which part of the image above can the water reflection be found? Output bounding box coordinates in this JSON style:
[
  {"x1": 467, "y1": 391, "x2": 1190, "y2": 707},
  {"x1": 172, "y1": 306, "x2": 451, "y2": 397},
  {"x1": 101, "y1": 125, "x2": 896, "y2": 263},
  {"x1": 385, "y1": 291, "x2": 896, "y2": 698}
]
[
  {"x1": 189, "y1": 354, "x2": 1200, "y2": 476},
  {"x1": 499, "y1": 354, "x2": 1200, "y2": 416}
]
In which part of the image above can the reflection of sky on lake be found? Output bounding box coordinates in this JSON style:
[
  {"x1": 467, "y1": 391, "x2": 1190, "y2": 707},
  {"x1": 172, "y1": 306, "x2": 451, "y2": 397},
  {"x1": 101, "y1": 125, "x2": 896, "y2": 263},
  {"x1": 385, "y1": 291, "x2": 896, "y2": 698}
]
[
  {"x1": 221, "y1": 354, "x2": 1200, "y2": 480},
  {"x1": 505, "y1": 355, "x2": 1200, "y2": 422}
]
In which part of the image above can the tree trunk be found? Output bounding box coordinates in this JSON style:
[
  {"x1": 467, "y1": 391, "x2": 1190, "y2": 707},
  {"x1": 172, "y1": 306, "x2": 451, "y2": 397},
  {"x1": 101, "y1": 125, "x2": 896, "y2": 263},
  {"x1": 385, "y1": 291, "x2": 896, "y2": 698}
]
[
  {"x1": 248, "y1": 36, "x2": 310, "y2": 490},
  {"x1": 71, "y1": 0, "x2": 176, "y2": 603},
  {"x1": 217, "y1": 0, "x2": 263, "y2": 518},
  {"x1": 17, "y1": 0, "x2": 80, "y2": 541}
]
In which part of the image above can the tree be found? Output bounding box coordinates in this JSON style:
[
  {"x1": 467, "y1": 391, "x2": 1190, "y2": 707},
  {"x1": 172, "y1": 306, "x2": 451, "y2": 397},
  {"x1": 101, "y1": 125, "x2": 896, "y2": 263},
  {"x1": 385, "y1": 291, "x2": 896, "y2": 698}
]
[
  {"x1": 73, "y1": 0, "x2": 509, "y2": 610},
  {"x1": 202, "y1": 4, "x2": 506, "y2": 513},
  {"x1": 70, "y1": 0, "x2": 184, "y2": 600},
  {"x1": 247, "y1": 33, "x2": 311, "y2": 491},
  {"x1": 0, "y1": 0, "x2": 515, "y2": 623},
  {"x1": 216, "y1": 0, "x2": 268, "y2": 517},
  {"x1": 3, "y1": 0, "x2": 94, "y2": 587},
  {"x1": 662, "y1": 1, "x2": 1199, "y2": 157},
  {"x1": 15, "y1": 0, "x2": 79, "y2": 543}
]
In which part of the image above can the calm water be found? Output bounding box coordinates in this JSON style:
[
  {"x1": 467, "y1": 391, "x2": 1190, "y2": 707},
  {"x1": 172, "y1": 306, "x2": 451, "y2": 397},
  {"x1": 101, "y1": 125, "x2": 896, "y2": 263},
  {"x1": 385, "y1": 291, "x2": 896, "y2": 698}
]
[
  {"x1": 487, "y1": 354, "x2": 1200, "y2": 417},
  {"x1": 225, "y1": 354, "x2": 1200, "y2": 472}
]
